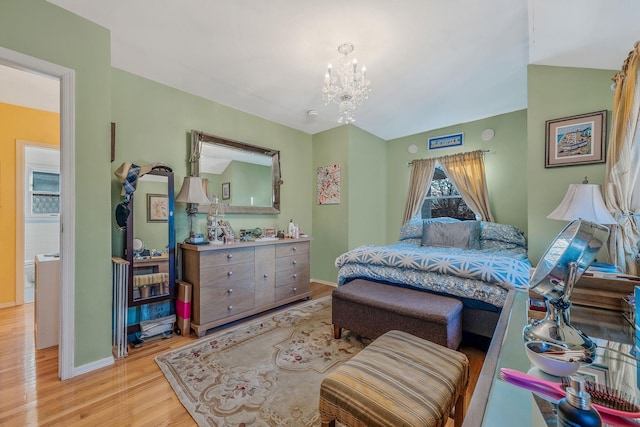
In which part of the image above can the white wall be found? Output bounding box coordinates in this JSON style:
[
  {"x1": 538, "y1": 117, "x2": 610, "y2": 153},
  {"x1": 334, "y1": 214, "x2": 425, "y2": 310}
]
[{"x1": 24, "y1": 146, "x2": 60, "y2": 263}]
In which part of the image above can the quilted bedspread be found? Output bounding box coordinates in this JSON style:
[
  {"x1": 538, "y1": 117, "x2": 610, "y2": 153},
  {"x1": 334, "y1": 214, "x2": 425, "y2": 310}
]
[{"x1": 335, "y1": 243, "x2": 531, "y2": 308}]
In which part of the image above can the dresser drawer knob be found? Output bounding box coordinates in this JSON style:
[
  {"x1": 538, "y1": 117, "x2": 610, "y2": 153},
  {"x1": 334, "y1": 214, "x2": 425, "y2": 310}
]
[
  {"x1": 227, "y1": 271, "x2": 233, "y2": 276},
  {"x1": 292, "y1": 260, "x2": 297, "y2": 265},
  {"x1": 227, "y1": 254, "x2": 233, "y2": 259},
  {"x1": 228, "y1": 305, "x2": 233, "y2": 311},
  {"x1": 228, "y1": 288, "x2": 233, "y2": 294},
  {"x1": 292, "y1": 287, "x2": 298, "y2": 293},
  {"x1": 263, "y1": 273, "x2": 269, "y2": 278},
  {"x1": 292, "y1": 246, "x2": 297, "y2": 251},
  {"x1": 292, "y1": 274, "x2": 298, "y2": 279}
]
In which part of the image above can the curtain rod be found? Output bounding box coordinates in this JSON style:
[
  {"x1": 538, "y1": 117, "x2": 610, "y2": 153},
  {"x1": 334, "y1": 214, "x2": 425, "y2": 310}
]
[{"x1": 407, "y1": 149, "x2": 491, "y2": 166}]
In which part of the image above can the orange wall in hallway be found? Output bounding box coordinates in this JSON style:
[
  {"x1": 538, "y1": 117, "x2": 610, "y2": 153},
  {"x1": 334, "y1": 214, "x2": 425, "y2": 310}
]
[{"x1": 0, "y1": 102, "x2": 59, "y2": 306}]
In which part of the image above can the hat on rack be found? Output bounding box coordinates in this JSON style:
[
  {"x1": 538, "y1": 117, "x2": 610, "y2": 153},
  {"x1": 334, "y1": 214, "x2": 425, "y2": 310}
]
[{"x1": 114, "y1": 162, "x2": 155, "y2": 195}]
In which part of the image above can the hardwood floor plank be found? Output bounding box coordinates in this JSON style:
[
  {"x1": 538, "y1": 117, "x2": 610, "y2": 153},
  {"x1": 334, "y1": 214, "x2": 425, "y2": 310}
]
[{"x1": 0, "y1": 282, "x2": 485, "y2": 426}]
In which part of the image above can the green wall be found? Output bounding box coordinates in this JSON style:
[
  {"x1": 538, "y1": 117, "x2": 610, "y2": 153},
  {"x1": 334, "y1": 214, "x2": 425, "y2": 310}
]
[
  {"x1": 527, "y1": 65, "x2": 615, "y2": 264},
  {"x1": 386, "y1": 110, "x2": 529, "y2": 241},
  {"x1": 311, "y1": 126, "x2": 350, "y2": 281},
  {"x1": 0, "y1": 0, "x2": 113, "y2": 366},
  {"x1": 310, "y1": 125, "x2": 387, "y2": 282},
  {"x1": 110, "y1": 69, "x2": 313, "y2": 257},
  {"x1": 348, "y1": 126, "x2": 388, "y2": 247},
  {"x1": 224, "y1": 161, "x2": 272, "y2": 207}
]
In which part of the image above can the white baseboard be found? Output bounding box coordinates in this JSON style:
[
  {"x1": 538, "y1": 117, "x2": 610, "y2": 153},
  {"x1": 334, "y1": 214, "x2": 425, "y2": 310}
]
[
  {"x1": 311, "y1": 278, "x2": 337, "y2": 287},
  {"x1": 72, "y1": 355, "x2": 114, "y2": 377}
]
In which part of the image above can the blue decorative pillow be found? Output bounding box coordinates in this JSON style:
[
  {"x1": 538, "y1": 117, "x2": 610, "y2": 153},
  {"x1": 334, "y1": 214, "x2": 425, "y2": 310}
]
[
  {"x1": 398, "y1": 217, "x2": 460, "y2": 244},
  {"x1": 421, "y1": 221, "x2": 481, "y2": 249},
  {"x1": 479, "y1": 222, "x2": 527, "y2": 249}
]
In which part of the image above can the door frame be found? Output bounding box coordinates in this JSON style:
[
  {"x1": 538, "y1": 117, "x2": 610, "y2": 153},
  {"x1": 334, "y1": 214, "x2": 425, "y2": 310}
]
[{"x1": 0, "y1": 46, "x2": 76, "y2": 380}]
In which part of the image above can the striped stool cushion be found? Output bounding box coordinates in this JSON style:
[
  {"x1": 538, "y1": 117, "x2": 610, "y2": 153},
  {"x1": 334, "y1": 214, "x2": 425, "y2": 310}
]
[{"x1": 319, "y1": 330, "x2": 469, "y2": 427}]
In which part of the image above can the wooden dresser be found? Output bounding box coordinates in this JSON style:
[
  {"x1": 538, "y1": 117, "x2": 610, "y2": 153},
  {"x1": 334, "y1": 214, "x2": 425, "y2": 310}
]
[{"x1": 181, "y1": 238, "x2": 312, "y2": 337}]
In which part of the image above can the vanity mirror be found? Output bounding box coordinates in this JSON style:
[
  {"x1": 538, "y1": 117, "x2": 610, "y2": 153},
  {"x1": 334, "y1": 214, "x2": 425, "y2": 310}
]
[{"x1": 191, "y1": 130, "x2": 282, "y2": 214}]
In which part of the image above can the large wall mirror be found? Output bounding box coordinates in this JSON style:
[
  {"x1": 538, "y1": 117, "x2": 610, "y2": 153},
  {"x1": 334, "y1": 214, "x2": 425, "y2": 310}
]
[{"x1": 191, "y1": 130, "x2": 282, "y2": 214}]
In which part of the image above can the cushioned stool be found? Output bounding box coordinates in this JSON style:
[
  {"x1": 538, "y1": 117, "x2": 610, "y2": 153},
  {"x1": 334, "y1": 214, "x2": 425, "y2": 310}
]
[
  {"x1": 332, "y1": 279, "x2": 463, "y2": 349},
  {"x1": 319, "y1": 330, "x2": 469, "y2": 427}
]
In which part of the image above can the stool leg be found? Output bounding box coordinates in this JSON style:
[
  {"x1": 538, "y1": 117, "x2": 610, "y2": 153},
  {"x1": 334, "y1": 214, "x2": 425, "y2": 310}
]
[
  {"x1": 333, "y1": 325, "x2": 342, "y2": 339},
  {"x1": 320, "y1": 421, "x2": 335, "y2": 427},
  {"x1": 454, "y1": 391, "x2": 467, "y2": 427}
]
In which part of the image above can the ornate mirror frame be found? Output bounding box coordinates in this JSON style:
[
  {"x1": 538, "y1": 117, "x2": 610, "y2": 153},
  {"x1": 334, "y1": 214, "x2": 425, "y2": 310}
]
[{"x1": 191, "y1": 130, "x2": 282, "y2": 214}]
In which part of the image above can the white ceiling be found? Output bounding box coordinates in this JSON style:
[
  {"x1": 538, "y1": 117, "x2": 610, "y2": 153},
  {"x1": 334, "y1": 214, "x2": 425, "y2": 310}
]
[{"x1": 5, "y1": 1, "x2": 639, "y2": 140}]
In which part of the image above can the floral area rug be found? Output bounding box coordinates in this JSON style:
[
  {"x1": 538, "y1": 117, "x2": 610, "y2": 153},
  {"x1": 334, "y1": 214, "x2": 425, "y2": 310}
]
[{"x1": 155, "y1": 296, "x2": 368, "y2": 426}]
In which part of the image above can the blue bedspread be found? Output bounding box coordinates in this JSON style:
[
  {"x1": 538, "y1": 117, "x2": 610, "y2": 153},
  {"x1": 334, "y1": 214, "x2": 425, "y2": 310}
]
[{"x1": 335, "y1": 243, "x2": 531, "y2": 308}]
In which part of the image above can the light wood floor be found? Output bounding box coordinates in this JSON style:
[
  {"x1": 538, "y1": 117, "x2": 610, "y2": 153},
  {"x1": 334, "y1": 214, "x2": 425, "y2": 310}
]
[{"x1": 0, "y1": 283, "x2": 486, "y2": 426}]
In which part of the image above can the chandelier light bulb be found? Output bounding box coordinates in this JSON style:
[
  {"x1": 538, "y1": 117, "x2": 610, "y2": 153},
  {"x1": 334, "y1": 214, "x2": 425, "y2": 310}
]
[{"x1": 322, "y1": 42, "x2": 371, "y2": 124}]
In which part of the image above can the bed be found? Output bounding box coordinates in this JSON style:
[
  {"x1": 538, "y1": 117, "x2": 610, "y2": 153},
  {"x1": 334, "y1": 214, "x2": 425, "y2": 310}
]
[{"x1": 334, "y1": 217, "x2": 532, "y2": 338}]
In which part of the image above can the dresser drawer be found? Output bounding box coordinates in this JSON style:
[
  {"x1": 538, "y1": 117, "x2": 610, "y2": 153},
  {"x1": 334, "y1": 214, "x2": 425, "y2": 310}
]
[
  {"x1": 275, "y1": 281, "x2": 311, "y2": 300},
  {"x1": 195, "y1": 278, "x2": 255, "y2": 324},
  {"x1": 275, "y1": 253, "x2": 309, "y2": 272},
  {"x1": 199, "y1": 247, "x2": 255, "y2": 268},
  {"x1": 276, "y1": 267, "x2": 310, "y2": 288},
  {"x1": 275, "y1": 241, "x2": 309, "y2": 258},
  {"x1": 200, "y1": 262, "x2": 255, "y2": 287}
]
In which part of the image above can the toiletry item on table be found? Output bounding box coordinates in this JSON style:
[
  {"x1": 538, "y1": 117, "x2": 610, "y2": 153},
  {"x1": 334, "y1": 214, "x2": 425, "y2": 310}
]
[{"x1": 558, "y1": 376, "x2": 602, "y2": 427}]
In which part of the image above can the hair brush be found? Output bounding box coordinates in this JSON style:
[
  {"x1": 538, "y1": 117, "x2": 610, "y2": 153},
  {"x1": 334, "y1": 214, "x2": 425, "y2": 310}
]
[{"x1": 501, "y1": 368, "x2": 640, "y2": 419}]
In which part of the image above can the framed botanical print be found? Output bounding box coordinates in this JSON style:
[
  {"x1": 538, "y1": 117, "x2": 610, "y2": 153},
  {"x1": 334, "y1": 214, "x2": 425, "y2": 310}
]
[{"x1": 147, "y1": 193, "x2": 168, "y2": 222}]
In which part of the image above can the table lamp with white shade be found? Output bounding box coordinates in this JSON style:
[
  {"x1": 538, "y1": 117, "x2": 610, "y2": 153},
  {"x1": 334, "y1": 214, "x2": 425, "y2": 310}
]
[
  {"x1": 176, "y1": 176, "x2": 210, "y2": 244},
  {"x1": 547, "y1": 177, "x2": 616, "y2": 225}
]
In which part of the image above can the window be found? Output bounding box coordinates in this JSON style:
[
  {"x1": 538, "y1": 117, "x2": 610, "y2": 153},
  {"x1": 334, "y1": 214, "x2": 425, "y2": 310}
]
[
  {"x1": 421, "y1": 167, "x2": 476, "y2": 220},
  {"x1": 30, "y1": 170, "x2": 60, "y2": 215}
]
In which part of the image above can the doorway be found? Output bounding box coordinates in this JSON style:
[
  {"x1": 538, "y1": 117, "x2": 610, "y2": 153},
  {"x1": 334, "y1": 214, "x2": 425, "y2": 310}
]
[
  {"x1": 16, "y1": 143, "x2": 61, "y2": 305},
  {"x1": 0, "y1": 46, "x2": 76, "y2": 380}
]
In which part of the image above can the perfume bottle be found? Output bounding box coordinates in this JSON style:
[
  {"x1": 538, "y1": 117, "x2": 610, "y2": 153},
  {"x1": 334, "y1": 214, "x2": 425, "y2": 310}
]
[
  {"x1": 557, "y1": 376, "x2": 602, "y2": 427},
  {"x1": 288, "y1": 219, "x2": 296, "y2": 238}
]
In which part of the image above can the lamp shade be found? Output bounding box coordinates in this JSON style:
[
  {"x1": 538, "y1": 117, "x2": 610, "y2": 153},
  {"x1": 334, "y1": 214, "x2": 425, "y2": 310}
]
[
  {"x1": 176, "y1": 176, "x2": 211, "y2": 205},
  {"x1": 547, "y1": 183, "x2": 616, "y2": 224}
]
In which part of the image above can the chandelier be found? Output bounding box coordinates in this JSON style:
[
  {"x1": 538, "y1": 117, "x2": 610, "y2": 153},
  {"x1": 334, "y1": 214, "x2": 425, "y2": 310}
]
[{"x1": 322, "y1": 42, "x2": 371, "y2": 124}]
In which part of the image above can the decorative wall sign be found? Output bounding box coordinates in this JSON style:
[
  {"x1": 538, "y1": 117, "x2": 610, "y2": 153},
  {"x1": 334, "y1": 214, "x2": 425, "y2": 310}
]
[
  {"x1": 317, "y1": 164, "x2": 341, "y2": 205},
  {"x1": 428, "y1": 133, "x2": 464, "y2": 150},
  {"x1": 147, "y1": 193, "x2": 168, "y2": 222},
  {"x1": 545, "y1": 110, "x2": 607, "y2": 168}
]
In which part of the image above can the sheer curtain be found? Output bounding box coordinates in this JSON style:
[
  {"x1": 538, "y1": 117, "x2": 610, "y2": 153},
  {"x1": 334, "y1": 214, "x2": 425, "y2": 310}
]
[
  {"x1": 401, "y1": 158, "x2": 436, "y2": 223},
  {"x1": 438, "y1": 150, "x2": 495, "y2": 222},
  {"x1": 605, "y1": 42, "x2": 640, "y2": 275}
]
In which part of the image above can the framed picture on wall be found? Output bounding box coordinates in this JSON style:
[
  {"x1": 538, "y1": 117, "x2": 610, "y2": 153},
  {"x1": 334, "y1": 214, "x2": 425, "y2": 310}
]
[
  {"x1": 545, "y1": 110, "x2": 607, "y2": 168},
  {"x1": 221, "y1": 182, "x2": 231, "y2": 200},
  {"x1": 428, "y1": 132, "x2": 463, "y2": 150},
  {"x1": 147, "y1": 193, "x2": 168, "y2": 222}
]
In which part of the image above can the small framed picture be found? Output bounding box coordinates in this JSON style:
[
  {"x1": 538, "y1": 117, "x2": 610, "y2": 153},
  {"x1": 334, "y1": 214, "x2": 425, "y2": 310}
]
[
  {"x1": 264, "y1": 227, "x2": 276, "y2": 238},
  {"x1": 218, "y1": 220, "x2": 237, "y2": 240},
  {"x1": 221, "y1": 182, "x2": 231, "y2": 200},
  {"x1": 545, "y1": 110, "x2": 607, "y2": 168},
  {"x1": 147, "y1": 193, "x2": 168, "y2": 222},
  {"x1": 428, "y1": 133, "x2": 463, "y2": 150}
]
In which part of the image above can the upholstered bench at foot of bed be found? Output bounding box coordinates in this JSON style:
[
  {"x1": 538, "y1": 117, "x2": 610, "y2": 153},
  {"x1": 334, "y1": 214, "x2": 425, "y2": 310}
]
[
  {"x1": 332, "y1": 279, "x2": 463, "y2": 349},
  {"x1": 319, "y1": 329, "x2": 470, "y2": 427}
]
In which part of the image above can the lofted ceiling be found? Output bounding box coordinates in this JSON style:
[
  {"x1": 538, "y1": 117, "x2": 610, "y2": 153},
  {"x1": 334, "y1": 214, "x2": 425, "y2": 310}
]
[{"x1": 6, "y1": 1, "x2": 640, "y2": 140}]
